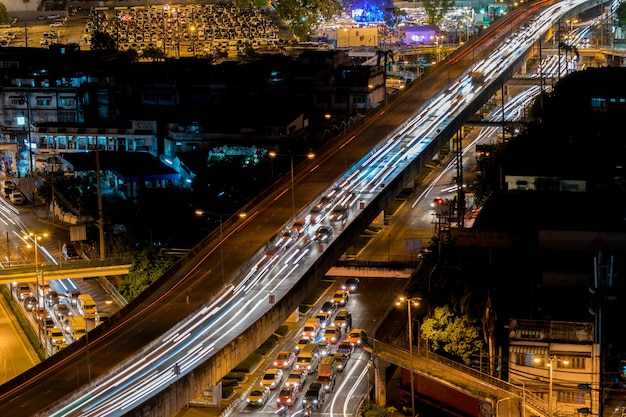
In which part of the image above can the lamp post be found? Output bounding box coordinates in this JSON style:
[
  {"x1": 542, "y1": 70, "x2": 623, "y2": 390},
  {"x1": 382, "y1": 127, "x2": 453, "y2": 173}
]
[
  {"x1": 269, "y1": 151, "x2": 314, "y2": 220},
  {"x1": 396, "y1": 296, "x2": 421, "y2": 417},
  {"x1": 535, "y1": 355, "x2": 569, "y2": 417},
  {"x1": 195, "y1": 210, "x2": 246, "y2": 286},
  {"x1": 24, "y1": 231, "x2": 48, "y2": 350}
]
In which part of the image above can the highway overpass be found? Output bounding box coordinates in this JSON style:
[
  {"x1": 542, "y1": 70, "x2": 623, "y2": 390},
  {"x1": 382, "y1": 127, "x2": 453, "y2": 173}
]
[{"x1": 0, "y1": 1, "x2": 602, "y2": 415}]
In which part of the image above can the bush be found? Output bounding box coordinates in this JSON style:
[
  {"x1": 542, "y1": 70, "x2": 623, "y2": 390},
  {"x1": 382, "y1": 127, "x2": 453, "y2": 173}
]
[
  {"x1": 275, "y1": 324, "x2": 289, "y2": 337},
  {"x1": 221, "y1": 378, "x2": 239, "y2": 388},
  {"x1": 222, "y1": 385, "x2": 234, "y2": 398},
  {"x1": 256, "y1": 335, "x2": 278, "y2": 355},
  {"x1": 223, "y1": 371, "x2": 245, "y2": 381},
  {"x1": 233, "y1": 352, "x2": 262, "y2": 373}
]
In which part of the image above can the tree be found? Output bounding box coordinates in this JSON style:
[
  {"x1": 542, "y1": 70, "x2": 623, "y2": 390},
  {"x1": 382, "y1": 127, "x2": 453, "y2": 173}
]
[
  {"x1": 275, "y1": 0, "x2": 343, "y2": 40},
  {"x1": 422, "y1": 0, "x2": 454, "y2": 26},
  {"x1": 118, "y1": 247, "x2": 176, "y2": 301},
  {"x1": 142, "y1": 46, "x2": 168, "y2": 61},
  {"x1": 90, "y1": 30, "x2": 117, "y2": 51},
  {"x1": 421, "y1": 305, "x2": 484, "y2": 365},
  {"x1": 617, "y1": 2, "x2": 626, "y2": 25},
  {"x1": 0, "y1": 3, "x2": 9, "y2": 25}
]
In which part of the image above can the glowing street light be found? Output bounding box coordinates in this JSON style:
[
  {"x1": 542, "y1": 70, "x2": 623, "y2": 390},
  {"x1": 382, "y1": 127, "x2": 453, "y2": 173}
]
[
  {"x1": 195, "y1": 210, "x2": 246, "y2": 286},
  {"x1": 268, "y1": 151, "x2": 314, "y2": 219},
  {"x1": 396, "y1": 295, "x2": 421, "y2": 417}
]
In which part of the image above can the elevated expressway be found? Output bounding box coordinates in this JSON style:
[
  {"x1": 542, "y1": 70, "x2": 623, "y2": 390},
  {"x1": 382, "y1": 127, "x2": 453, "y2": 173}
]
[{"x1": 0, "y1": 1, "x2": 598, "y2": 416}]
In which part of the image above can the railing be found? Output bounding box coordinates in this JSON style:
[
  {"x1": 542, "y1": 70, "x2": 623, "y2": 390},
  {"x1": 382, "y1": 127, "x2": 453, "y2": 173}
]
[
  {"x1": 0, "y1": 256, "x2": 131, "y2": 275},
  {"x1": 373, "y1": 340, "x2": 550, "y2": 417}
]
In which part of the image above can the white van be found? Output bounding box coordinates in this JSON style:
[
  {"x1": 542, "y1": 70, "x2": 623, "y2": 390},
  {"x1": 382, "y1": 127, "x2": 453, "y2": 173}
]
[
  {"x1": 10, "y1": 191, "x2": 24, "y2": 204},
  {"x1": 77, "y1": 294, "x2": 98, "y2": 319}
]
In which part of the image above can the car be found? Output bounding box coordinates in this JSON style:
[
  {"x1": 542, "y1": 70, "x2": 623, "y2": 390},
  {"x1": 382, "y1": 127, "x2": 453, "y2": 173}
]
[
  {"x1": 50, "y1": 21, "x2": 64, "y2": 28},
  {"x1": 309, "y1": 205, "x2": 325, "y2": 224},
  {"x1": 332, "y1": 353, "x2": 349, "y2": 372},
  {"x1": 62, "y1": 243, "x2": 81, "y2": 260},
  {"x1": 291, "y1": 217, "x2": 310, "y2": 234},
  {"x1": 247, "y1": 385, "x2": 270, "y2": 406},
  {"x1": 319, "y1": 194, "x2": 335, "y2": 208},
  {"x1": 285, "y1": 369, "x2": 307, "y2": 389},
  {"x1": 295, "y1": 338, "x2": 310, "y2": 353},
  {"x1": 23, "y1": 296, "x2": 38, "y2": 311},
  {"x1": 45, "y1": 291, "x2": 60, "y2": 306},
  {"x1": 16, "y1": 284, "x2": 32, "y2": 301},
  {"x1": 317, "y1": 340, "x2": 332, "y2": 357},
  {"x1": 330, "y1": 205, "x2": 348, "y2": 223},
  {"x1": 302, "y1": 382, "x2": 325, "y2": 410},
  {"x1": 333, "y1": 310, "x2": 352, "y2": 331},
  {"x1": 332, "y1": 290, "x2": 349, "y2": 306},
  {"x1": 280, "y1": 228, "x2": 298, "y2": 245},
  {"x1": 32, "y1": 306, "x2": 48, "y2": 321},
  {"x1": 9, "y1": 191, "x2": 24, "y2": 204},
  {"x1": 336, "y1": 341, "x2": 354, "y2": 358},
  {"x1": 277, "y1": 384, "x2": 299, "y2": 408},
  {"x1": 314, "y1": 225, "x2": 333, "y2": 243},
  {"x1": 274, "y1": 350, "x2": 296, "y2": 369},
  {"x1": 315, "y1": 311, "x2": 331, "y2": 329},
  {"x1": 341, "y1": 277, "x2": 360, "y2": 292},
  {"x1": 53, "y1": 302, "x2": 71, "y2": 318},
  {"x1": 46, "y1": 14, "x2": 61, "y2": 20},
  {"x1": 43, "y1": 316, "x2": 55, "y2": 330},
  {"x1": 323, "y1": 325, "x2": 342, "y2": 344},
  {"x1": 48, "y1": 327, "x2": 65, "y2": 345},
  {"x1": 261, "y1": 368, "x2": 284, "y2": 390},
  {"x1": 320, "y1": 301, "x2": 336, "y2": 315},
  {"x1": 347, "y1": 329, "x2": 367, "y2": 347}
]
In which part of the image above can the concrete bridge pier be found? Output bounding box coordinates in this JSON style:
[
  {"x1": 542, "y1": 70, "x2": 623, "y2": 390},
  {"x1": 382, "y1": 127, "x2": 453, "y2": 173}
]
[{"x1": 373, "y1": 356, "x2": 390, "y2": 407}]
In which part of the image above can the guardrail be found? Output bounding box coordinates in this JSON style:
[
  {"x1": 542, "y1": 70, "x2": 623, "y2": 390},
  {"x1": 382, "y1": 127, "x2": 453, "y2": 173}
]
[{"x1": 373, "y1": 340, "x2": 549, "y2": 417}]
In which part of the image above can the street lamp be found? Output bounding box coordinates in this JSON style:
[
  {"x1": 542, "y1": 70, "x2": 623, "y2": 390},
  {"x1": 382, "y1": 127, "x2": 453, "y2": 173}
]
[
  {"x1": 195, "y1": 210, "x2": 246, "y2": 286},
  {"x1": 24, "y1": 231, "x2": 48, "y2": 350},
  {"x1": 189, "y1": 25, "x2": 196, "y2": 57},
  {"x1": 268, "y1": 151, "x2": 314, "y2": 220},
  {"x1": 396, "y1": 295, "x2": 421, "y2": 417},
  {"x1": 496, "y1": 396, "x2": 512, "y2": 417},
  {"x1": 534, "y1": 355, "x2": 569, "y2": 417}
]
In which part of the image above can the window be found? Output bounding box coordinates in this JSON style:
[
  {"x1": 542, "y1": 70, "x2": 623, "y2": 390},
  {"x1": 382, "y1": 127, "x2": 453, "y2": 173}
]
[
  {"x1": 558, "y1": 356, "x2": 586, "y2": 369},
  {"x1": 352, "y1": 94, "x2": 367, "y2": 104},
  {"x1": 557, "y1": 391, "x2": 586, "y2": 404},
  {"x1": 59, "y1": 98, "x2": 75, "y2": 107},
  {"x1": 10, "y1": 97, "x2": 25, "y2": 106},
  {"x1": 591, "y1": 97, "x2": 606, "y2": 112},
  {"x1": 515, "y1": 352, "x2": 536, "y2": 366},
  {"x1": 58, "y1": 110, "x2": 76, "y2": 123},
  {"x1": 335, "y1": 94, "x2": 348, "y2": 104},
  {"x1": 36, "y1": 97, "x2": 52, "y2": 106}
]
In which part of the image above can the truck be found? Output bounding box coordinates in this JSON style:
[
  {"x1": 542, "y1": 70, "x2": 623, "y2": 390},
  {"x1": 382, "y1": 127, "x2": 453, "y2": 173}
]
[
  {"x1": 64, "y1": 316, "x2": 86, "y2": 341},
  {"x1": 302, "y1": 317, "x2": 321, "y2": 339},
  {"x1": 317, "y1": 356, "x2": 337, "y2": 392},
  {"x1": 77, "y1": 294, "x2": 98, "y2": 319}
]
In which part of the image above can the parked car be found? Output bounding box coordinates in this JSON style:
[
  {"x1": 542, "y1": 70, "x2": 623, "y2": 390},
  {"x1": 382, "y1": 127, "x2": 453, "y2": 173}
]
[
  {"x1": 261, "y1": 368, "x2": 283, "y2": 390},
  {"x1": 247, "y1": 385, "x2": 270, "y2": 406}
]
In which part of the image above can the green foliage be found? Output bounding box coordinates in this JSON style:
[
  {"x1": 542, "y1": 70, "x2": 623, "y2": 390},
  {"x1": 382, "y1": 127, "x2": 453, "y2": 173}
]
[
  {"x1": 232, "y1": 352, "x2": 262, "y2": 373},
  {"x1": 618, "y1": 2, "x2": 626, "y2": 25},
  {"x1": 275, "y1": 324, "x2": 290, "y2": 337},
  {"x1": 360, "y1": 400, "x2": 397, "y2": 417},
  {"x1": 118, "y1": 247, "x2": 176, "y2": 301},
  {"x1": 275, "y1": 0, "x2": 343, "y2": 39},
  {"x1": 256, "y1": 335, "x2": 279, "y2": 355},
  {"x1": 0, "y1": 3, "x2": 9, "y2": 24},
  {"x1": 422, "y1": 0, "x2": 454, "y2": 26},
  {"x1": 141, "y1": 47, "x2": 168, "y2": 61},
  {"x1": 222, "y1": 385, "x2": 234, "y2": 398},
  {"x1": 221, "y1": 378, "x2": 239, "y2": 387},
  {"x1": 224, "y1": 371, "x2": 246, "y2": 381},
  {"x1": 90, "y1": 30, "x2": 117, "y2": 50},
  {"x1": 421, "y1": 305, "x2": 483, "y2": 365}
]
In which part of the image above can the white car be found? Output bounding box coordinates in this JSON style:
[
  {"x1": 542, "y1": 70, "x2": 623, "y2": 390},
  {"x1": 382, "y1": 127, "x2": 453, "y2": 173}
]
[{"x1": 260, "y1": 368, "x2": 283, "y2": 390}]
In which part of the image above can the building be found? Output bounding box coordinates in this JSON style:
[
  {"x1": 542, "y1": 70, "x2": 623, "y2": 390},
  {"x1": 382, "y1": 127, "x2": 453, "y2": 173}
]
[{"x1": 508, "y1": 319, "x2": 600, "y2": 417}]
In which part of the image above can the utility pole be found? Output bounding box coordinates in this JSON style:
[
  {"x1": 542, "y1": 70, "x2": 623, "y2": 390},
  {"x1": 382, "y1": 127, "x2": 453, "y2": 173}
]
[{"x1": 95, "y1": 148, "x2": 105, "y2": 260}]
